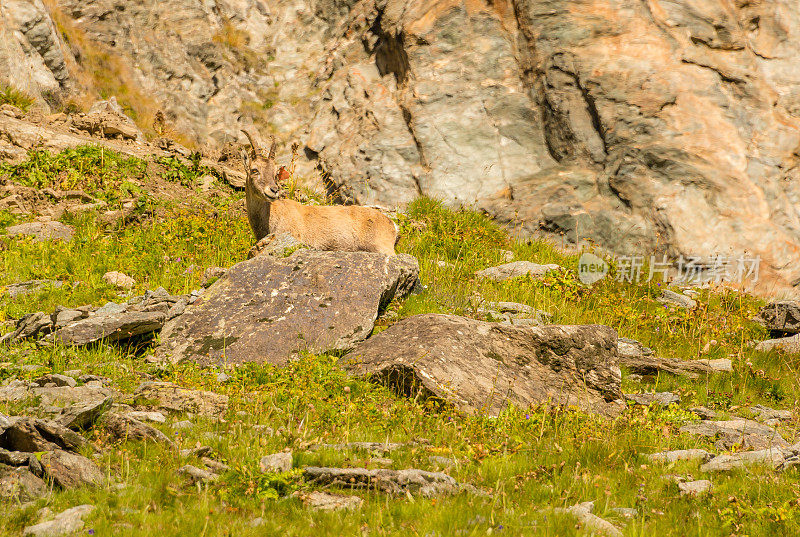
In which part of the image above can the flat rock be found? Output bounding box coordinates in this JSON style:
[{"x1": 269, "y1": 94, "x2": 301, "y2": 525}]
[
  {"x1": 303, "y1": 466, "x2": 460, "y2": 497},
  {"x1": 73, "y1": 97, "x2": 143, "y2": 141},
  {"x1": 620, "y1": 356, "x2": 730, "y2": 379},
  {"x1": 308, "y1": 442, "x2": 406, "y2": 454},
  {"x1": 34, "y1": 374, "x2": 76, "y2": 388},
  {"x1": 158, "y1": 250, "x2": 419, "y2": 366},
  {"x1": 124, "y1": 411, "x2": 166, "y2": 424},
  {"x1": 679, "y1": 480, "x2": 712, "y2": 496},
  {"x1": 0, "y1": 466, "x2": 47, "y2": 501},
  {"x1": 102, "y1": 413, "x2": 176, "y2": 449},
  {"x1": 49, "y1": 310, "x2": 166, "y2": 345},
  {"x1": 56, "y1": 396, "x2": 112, "y2": 430},
  {"x1": 38, "y1": 451, "x2": 103, "y2": 488},
  {"x1": 617, "y1": 337, "x2": 654, "y2": 359},
  {"x1": 259, "y1": 452, "x2": 293, "y2": 474},
  {"x1": 680, "y1": 419, "x2": 787, "y2": 449},
  {"x1": 624, "y1": 392, "x2": 680, "y2": 407},
  {"x1": 756, "y1": 301, "x2": 800, "y2": 334},
  {"x1": 4, "y1": 280, "x2": 63, "y2": 298},
  {"x1": 248, "y1": 232, "x2": 305, "y2": 259},
  {"x1": 0, "y1": 382, "x2": 114, "y2": 417},
  {"x1": 133, "y1": 382, "x2": 228, "y2": 419},
  {"x1": 755, "y1": 334, "x2": 800, "y2": 354},
  {"x1": 701, "y1": 448, "x2": 788, "y2": 472},
  {"x1": 690, "y1": 407, "x2": 719, "y2": 420},
  {"x1": 178, "y1": 464, "x2": 217, "y2": 484},
  {"x1": 294, "y1": 491, "x2": 363, "y2": 511},
  {"x1": 0, "y1": 418, "x2": 87, "y2": 452},
  {"x1": 552, "y1": 502, "x2": 622, "y2": 537},
  {"x1": 347, "y1": 314, "x2": 623, "y2": 416},
  {"x1": 22, "y1": 504, "x2": 95, "y2": 537},
  {"x1": 6, "y1": 221, "x2": 74, "y2": 242},
  {"x1": 751, "y1": 405, "x2": 792, "y2": 422},
  {"x1": 646, "y1": 449, "x2": 712, "y2": 464},
  {"x1": 102, "y1": 271, "x2": 136, "y2": 289},
  {"x1": 475, "y1": 261, "x2": 561, "y2": 281},
  {"x1": 658, "y1": 290, "x2": 697, "y2": 309}
]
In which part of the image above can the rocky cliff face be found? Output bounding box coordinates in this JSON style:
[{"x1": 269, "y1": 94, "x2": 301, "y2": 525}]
[{"x1": 2, "y1": 0, "x2": 800, "y2": 294}]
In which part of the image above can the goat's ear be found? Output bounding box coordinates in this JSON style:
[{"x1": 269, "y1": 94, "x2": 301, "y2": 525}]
[
  {"x1": 240, "y1": 150, "x2": 250, "y2": 170},
  {"x1": 268, "y1": 137, "x2": 277, "y2": 161}
]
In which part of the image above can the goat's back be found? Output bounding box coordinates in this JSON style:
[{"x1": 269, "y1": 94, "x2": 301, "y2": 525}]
[{"x1": 270, "y1": 200, "x2": 397, "y2": 255}]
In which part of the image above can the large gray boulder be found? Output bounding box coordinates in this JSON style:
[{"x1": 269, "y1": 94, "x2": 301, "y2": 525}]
[
  {"x1": 346, "y1": 314, "x2": 624, "y2": 416},
  {"x1": 159, "y1": 250, "x2": 419, "y2": 366}
]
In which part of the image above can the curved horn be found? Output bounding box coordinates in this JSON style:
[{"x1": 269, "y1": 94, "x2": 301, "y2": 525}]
[
  {"x1": 267, "y1": 137, "x2": 277, "y2": 161},
  {"x1": 241, "y1": 129, "x2": 261, "y2": 157}
]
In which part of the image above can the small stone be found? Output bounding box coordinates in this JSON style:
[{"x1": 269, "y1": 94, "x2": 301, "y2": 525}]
[
  {"x1": 33, "y1": 374, "x2": 76, "y2": 388},
  {"x1": 38, "y1": 451, "x2": 104, "y2": 488},
  {"x1": 57, "y1": 396, "x2": 113, "y2": 430},
  {"x1": 475, "y1": 261, "x2": 561, "y2": 281},
  {"x1": 690, "y1": 407, "x2": 718, "y2": 420},
  {"x1": 102, "y1": 414, "x2": 176, "y2": 448},
  {"x1": 250, "y1": 517, "x2": 264, "y2": 527},
  {"x1": 553, "y1": 502, "x2": 623, "y2": 537},
  {"x1": 679, "y1": 479, "x2": 712, "y2": 496},
  {"x1": 658, "y1": 290, "x2": 697, "y2": 309},
  {"x1": 133, "y1": 382, "x2": 228, "y2": 419},
  {"x1": 6, "y1": 222, "x2": 74, "y2": 242},
  {"x1": 199, "y1": 174, "x2": 216, "y2": 192},
  {"x1": 499, "y1": 250, "x2": 515, "y2": 262},
  {"x1": 216, "y1": 373, "x2": 231, "y2": 383},
  {"x1": 201, "y1": 458, "x2": 229, "y2": 473},
  {"x1": 751, "y1": 404, "x2": 792, "y2": 422},
  {"x1": 429, "y1": 455, "x2": 456, "y2": 468},
  {"x1": 172, "y1": 420, "x2": 194, "y2": 431},
  {"x1": 252, "y1": 425, "x2": 274, "y2": 435},
  {"x1": 755, "y1": 334, "x2": 800, "y2": 354},
  {"x1": 611, "y1": 507, "x2": 638, "y2": 519},
  {"x1": 260, "y1": 451, "x2": 293, "y2": 473},
  {"x1": 624, "y1": 392, "x2": 680, "y2": 407},
  {"x1": 178, "y1": 465, "x2": 217, "y2": 484},
  {"x1": 294, "y1": 491, "x2": 364, "y2": 511},
  {"x1": 646, "y1": 449, "x2": 712, "y2": 464},
  {"x1": 103, "y1": 271, "x2": 136, "y2": 290},
  {"x1": 201, "y1": 267, "x2": 226, "y2": 287},
  {"x1": 179, "y1": 446, "x2": 214, "y2": 458},
  {"x1": 0, "y1": 466, "x2": 47, "y2": 501},
  {"x1": 700, "y1": 448, "x2": 787, "y2": 472},
  {"x1": 5, "y1": 280, "x2": 63, "y2": 299},
  {"x1": 123, "y1": 411, "x2": 166, "y2": 424},
  {"x1": 22, "y1": 505, "x2": 95, "y2": 537}
]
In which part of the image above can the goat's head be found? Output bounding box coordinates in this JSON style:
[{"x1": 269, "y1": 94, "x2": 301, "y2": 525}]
[{"x1": 241, "y1": 129, "x2": 281, "y2": 201}]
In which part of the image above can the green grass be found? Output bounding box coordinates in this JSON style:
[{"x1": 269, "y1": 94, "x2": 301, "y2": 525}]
[
  {"x1": 3, "y1": 181, "x2": 800, "y2": 536},
  {"x1": 0, "y1": 146, "x2": 147, "y2": 204},
  {"x1": 0, "y1": 85, "x2": 34, "y2": 112}
]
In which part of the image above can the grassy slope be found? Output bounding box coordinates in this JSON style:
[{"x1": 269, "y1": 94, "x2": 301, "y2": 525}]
[{"x1": 1, "y1": 147, "x2": 799, "y2": 536}]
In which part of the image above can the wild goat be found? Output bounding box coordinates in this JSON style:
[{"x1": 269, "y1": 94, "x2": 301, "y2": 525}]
[{"x1": 241, "y1": 129, "x2": 397, "y2": 256}]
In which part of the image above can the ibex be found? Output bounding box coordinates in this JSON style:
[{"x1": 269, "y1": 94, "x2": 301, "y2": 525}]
[{"x1": 241, "y1": 129, "x2": 397, "y2": 256}]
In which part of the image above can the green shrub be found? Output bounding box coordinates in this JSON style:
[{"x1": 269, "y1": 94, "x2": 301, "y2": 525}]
[
  {"x1": 0, "y1": 145, "x2": 146, "y2": 203},
  {"x1": 0, "y1": 85, "x2": 34, "y2": 111}
]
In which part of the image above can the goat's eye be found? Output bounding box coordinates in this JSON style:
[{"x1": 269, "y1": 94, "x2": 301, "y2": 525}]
[{"x1": 250, "y1": 169, "x2": 259, "y2": 175}]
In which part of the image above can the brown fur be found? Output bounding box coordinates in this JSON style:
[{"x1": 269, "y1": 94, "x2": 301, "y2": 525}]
[{"x1": 241, "y1": 129, "x2": 397, "y2": 256}]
